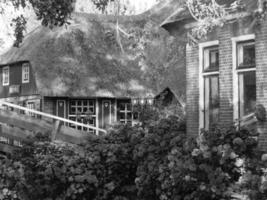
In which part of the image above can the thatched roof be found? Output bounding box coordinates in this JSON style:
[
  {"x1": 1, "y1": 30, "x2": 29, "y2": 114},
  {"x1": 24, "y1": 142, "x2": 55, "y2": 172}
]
[{"x1": 0, "y1": 8, "x2": 186, "y2": 99}]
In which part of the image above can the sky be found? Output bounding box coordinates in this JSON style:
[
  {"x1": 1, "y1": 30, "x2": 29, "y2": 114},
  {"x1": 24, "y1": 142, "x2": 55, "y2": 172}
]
[{"x1": 0, "y1": 0, "x2": 158, "y2": 55}]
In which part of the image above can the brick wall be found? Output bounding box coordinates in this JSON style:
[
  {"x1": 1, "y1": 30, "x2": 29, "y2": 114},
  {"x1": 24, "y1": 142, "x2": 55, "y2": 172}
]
[
  {"x1": 218, "y1": 24, "x2": 234, "y2": 130},
  {"x1": 185, "y1": 20, "x2": 257, "y2": 137},
  {"x1": 255, "y1": 20, "x2": 267, "y2": 151},
  {"x1": 186, "y1": 44, "x2": 199, "y2": 137}
]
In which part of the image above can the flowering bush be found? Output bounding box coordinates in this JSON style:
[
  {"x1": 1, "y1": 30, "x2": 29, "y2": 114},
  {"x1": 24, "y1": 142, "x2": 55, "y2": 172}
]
[
  {"x1": 0, "y1": 126, "x2": 140, "y2": 200},
  {"x1": 0, "y1": 116, "x2": 262, "y2": 200}
]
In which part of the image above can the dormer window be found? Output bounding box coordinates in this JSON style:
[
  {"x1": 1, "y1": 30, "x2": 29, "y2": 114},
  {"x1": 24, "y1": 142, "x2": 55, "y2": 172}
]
[
  {"x1": 203, "y1": 46, "x2": 219, "y2": 72},
  {"x1": 22, "y1": 63, "x2": 30, "y2": 83},
  {"x1": 2, "y1": 66, "x2": 9, "y2": 86}
]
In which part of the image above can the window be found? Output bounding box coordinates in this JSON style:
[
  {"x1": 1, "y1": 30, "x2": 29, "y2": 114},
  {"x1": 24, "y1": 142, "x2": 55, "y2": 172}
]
[
  {"x1": 22, "y1": 63, "x2": 30, "y2": 83},
  {"x1": 0, "y1": 136, "x2": 11, "y2": 145},
  {"x1": 199, "y1": 41, "x2": 220, "y2": 131},
  {"x1": 236, "y1": 40, "x2": 256, "y2": 119},
  {"x1": 237, "y1": 41, "x2": 255, "y2": 69},
  {"x1": 68, "y1": 100, "x2": 96, "y2": 134},
  {"x1": 27, "y1": 102, "x2": 35, "y2": 117},
  {"x1": 2, "y1": 66, "x2": 9, "y2": 86},
  {"x1": 204, "y1": 76, "x2": 219, "y2": 129},
  {"x1": 118, "y1": 101, "x2": 132, "y2": 124},
  {"x1": 203, "y1": 46, "x2": 219, "y2": 72}
]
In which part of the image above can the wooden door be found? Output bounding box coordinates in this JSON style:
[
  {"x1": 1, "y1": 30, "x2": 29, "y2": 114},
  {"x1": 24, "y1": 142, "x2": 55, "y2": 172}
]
[
  {"x1": 57, "y1": 100, "x2": 66, "y2": 118},
  {"x1": 102, "y1": 100, "x2": 111, "y2": 129}
]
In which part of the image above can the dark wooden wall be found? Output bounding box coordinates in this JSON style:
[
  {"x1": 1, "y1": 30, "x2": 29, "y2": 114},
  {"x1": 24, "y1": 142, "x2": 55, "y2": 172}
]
[{"x1": 0, "y1": 61, "x2": 38, "y2": 98}]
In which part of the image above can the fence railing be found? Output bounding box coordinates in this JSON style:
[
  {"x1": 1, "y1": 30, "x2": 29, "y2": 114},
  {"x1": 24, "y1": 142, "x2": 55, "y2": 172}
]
[
  {"x1": 235, "y1": 113, "x2": 257, "y2": 129},
  {"x1": 0, "y1": 100, "x2": 107, "y2": 154}
]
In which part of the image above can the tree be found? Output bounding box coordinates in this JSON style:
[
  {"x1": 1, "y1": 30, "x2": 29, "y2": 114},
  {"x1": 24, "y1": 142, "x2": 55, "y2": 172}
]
[
  {"x1": 1, "y1": 0, "x2": 263, "y2": 48},
  {"x1": 0, "y1": 0, "x2": 114, "y2": 47}
]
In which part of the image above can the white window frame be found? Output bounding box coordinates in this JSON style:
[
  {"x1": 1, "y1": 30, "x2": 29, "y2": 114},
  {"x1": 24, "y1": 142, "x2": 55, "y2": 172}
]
[
  {"x1": 22, "y1": 63, "x2": 30, "y2": 83},
  {"x1": 27, "y1": 101, "x2": 36, "y2": 117},
  {"x1": 203, "y1": 46, "x2": 219, "y2": 72},
  {"x1": 199, "y1": 40, "x2": 219, "y2": 131},
  {"x1": 2, "y1": 66, "x2": 9, "y2": 86},
  {"x1": 118, "y1": 101, "x2": 132, "y2": 124},
  {"x1": 68, "y1": 99, "x2": 97, "y2": 134},
  {"x1": 232, "y1": 34, "x2": 256, "y2": 121}
]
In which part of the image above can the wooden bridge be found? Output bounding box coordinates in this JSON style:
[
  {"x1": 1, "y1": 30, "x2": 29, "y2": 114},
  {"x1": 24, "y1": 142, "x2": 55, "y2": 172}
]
[{"x1": 0, "y1": 101, "x2": 107, "y2": 155}]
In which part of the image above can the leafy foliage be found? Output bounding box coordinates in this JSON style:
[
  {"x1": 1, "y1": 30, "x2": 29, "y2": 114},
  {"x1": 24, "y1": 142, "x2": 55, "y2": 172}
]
[
  {"x1": 0, "y1": 0, "x2": 108, "y2": 47},
  {"x1": 0, "y1": 114, "x2": 263, "y2": 200},
  {"x1": 11, "y1": 15, "x2": 26, "y2": 47},
  {"x1": 0, "y1": 129, "x2": 139, "y2": 200},
  {"x1": 92, "y1": 0, "x2": 115, "y2": 13},
  {"x1": 28, "y1": 0, "x2": 75, "y2": 28},
  {"x1": 2, "y1": 0, "x2": 257, "y2": 47}
]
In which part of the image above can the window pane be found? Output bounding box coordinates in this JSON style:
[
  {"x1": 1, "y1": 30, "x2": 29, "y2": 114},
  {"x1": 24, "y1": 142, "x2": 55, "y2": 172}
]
[
  {"x1": 203, "y1": 47, "x2": 219, "y2": 72},
  {"x1": 243, "y1": 45, "x2": 255, "y2": 66},
  {"x1": 209, "y1": 76, "x2": 219, "y2": 127},
  {"x1": 89, "y1": 101, "x2": 94, "y2": 106},
  {"x1": 127, "y1": 113, "x2": 132, "y2": 120},
  {"x1": 120, "y1": 113, "x2": 125, "y2": 120},
  {"x1": 120, "y1": 103, "x2": 126, "y2": 110},
  {"x1": 83, "y1": 100, "x2": 88, "y2": 106},
  {"x1": 204, "y1": 76, "x2": 219, "y2": 129},
  {"x1": 3, "y1": 67, "x2": 9, "y2": 85},
  {"x1": 89, "y1": 118, "x2": 95, "y2": 125},
  {"x1": 209, "y1": 50, "x2": 219, "y2": 69},
  {"x1": 133, "y1": 112, "x2": 139, "y2": 120},
  {"x1": 239, "y1": 71, "x2": 256, "y2": 118},
  {"x1": 71, "y1": 107, "x2": 76, "y2": 114},
  {"x1": 126, "y1": 103, "x2": 131, "y2": 111},
  {"x1": 77, "y1": 107, "x2": 82, "y2": 113},
  {"x1": 83, "y1": 107, "x2": 88, "y2": 113},
  {"x1": 89, "y1": 107, "x2": 94, "y2": 114},
  {"x1": 237, "y1": 42, "x2": 255, "y2": 68},
  {"x1": 27, "y1": 102, "x2": 35, "y2": 117},
  {"x1": 22, "y1": 64, "x2": 30, "y2": 83}
]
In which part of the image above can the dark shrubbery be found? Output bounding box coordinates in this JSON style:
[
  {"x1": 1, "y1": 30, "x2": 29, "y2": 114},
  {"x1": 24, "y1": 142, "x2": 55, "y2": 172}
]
[{"x1": 0, "y1": 115, "x2": 265, "y2": 200}]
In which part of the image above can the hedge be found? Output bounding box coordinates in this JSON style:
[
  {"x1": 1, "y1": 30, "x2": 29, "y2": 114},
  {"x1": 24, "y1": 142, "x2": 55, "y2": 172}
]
[{"x1": 0, "y1": 115, "x2": 266, "y2": 200}]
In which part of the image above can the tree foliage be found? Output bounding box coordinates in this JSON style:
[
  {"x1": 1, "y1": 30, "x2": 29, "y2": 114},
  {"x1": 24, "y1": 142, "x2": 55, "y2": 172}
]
[{"x1": 2, "y1": 0, "x2": 260, "y2": 47}]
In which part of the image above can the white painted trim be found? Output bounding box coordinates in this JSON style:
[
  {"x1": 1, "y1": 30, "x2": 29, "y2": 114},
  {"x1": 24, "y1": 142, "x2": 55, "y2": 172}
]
[
  {"x1": 199, "y1": 40, "x2": 219, "y2": 131},
  {"x1": 102, "y1": 100, "x2": 112, "y2": 128},
  {"x1": 114, "y1": 99, "x2": 117, "y2": 123},
  {"x1": 22, "y1": 63, "x2": 30, "y2": 84},
  {"x1": 2, "y1": 66, "x2": 9, "y2": 86},
  {"x1": 95, "y1": 99, "x2": 99, "y2": 136},
  {"x1": 236, "y1": 68, "x2": 256, "y2": 73},
  {"x1": 232, "y1": 34, "x2": 255, "y2": 121},
  {"x1": 203, "y1": 71, "x2": 219, "y2": 76},
  {"x1": 231, "y1": 34, "x2": 255, "y2": 43},
  {"x1": 56, "y1": 100, "x2": 66, "y2": 119},
  {"x1": 26, "y1": 101, "x2": 36, "y2": 117},
  {"x1": 0, "y1": 100, "x2": 107, "y2": 134}
]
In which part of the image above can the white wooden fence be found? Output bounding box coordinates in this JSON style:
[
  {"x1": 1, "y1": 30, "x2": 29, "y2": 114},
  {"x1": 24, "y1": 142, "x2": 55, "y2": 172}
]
[{"x1": 0, "y1": 100, "x2": 107, "y2": 154}]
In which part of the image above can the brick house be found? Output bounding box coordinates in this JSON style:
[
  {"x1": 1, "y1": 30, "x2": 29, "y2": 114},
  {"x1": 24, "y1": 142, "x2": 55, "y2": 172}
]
[{"x1": 161, "y1": 0, "x2": 267, "y2": 148}]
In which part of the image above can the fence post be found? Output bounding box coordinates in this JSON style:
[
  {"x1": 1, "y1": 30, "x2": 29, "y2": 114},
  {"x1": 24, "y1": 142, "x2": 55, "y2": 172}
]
[{"x1": 51, "y1": 120, "x2": 61, "y2": 141}]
